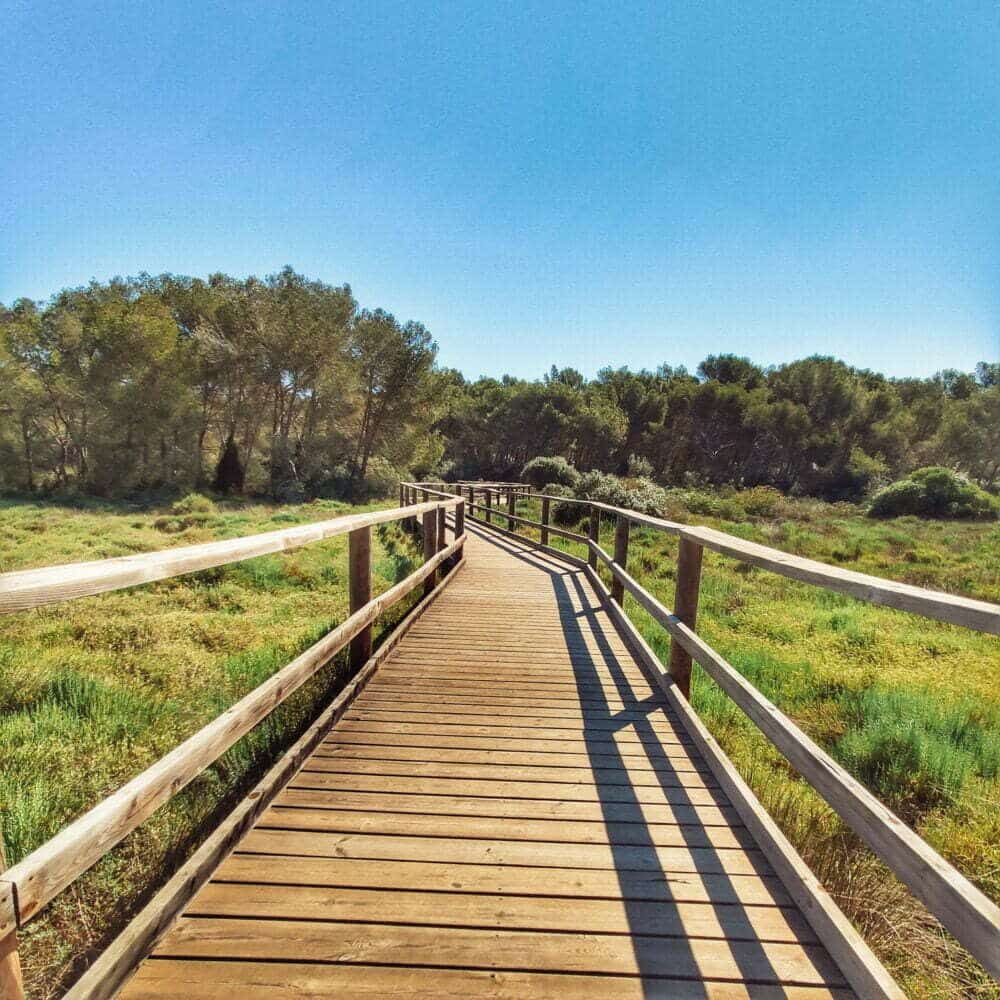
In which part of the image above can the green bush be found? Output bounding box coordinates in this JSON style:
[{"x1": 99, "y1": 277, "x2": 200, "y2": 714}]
[
  {"x1": 521, "y1": 456, "x2": 579, "y2": 489},
  {"x1": 171, "y1": 492, "x2": 216, "y2": 515},
  {"x1": 868, "y1": 467, "x2": 998, "y2": 521},
  {"x1": 833, "y1": 688, "x2": 1000, "y2": 821}
]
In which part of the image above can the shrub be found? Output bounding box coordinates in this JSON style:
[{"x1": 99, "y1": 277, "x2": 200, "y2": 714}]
[
  {"x1": 624, "y1": 478, "x2": 668, "y2": 517},
  {"x1": 833, "y1": 688, "x2": 1000, "y2": 821},
  {"x1": 540, "y1": 483, "x2": 584, "y2": 527},
  {"x1": 739, "y1": 485, "x2": 783, "y2": 517},
  {"x1": 170, "y1": 493, "x2": 216, "y2": 515},
  {"x1": 868, "y1": 467, "x2": 999, "y2": 521},
  {"x1": 575, "y1": 470, "x2": 631, "y2": 507},
  {"x1": 626, "y1": 454, "x2": 654, "y2": 479},
  {"x1": 521, "y1": 456, "x2": 579, "y2": 489}
]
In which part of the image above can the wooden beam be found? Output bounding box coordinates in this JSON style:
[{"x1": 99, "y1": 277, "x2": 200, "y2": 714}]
[
  {"x1": 348, "y1": 526, "x2": 372, "y2": 669},
  {"x1": 587, "y1": 508, "x2": 600, "y2": 570},
  {"x1": 0, "y1": 844, "x2": 23, "y2": 1000},
  {"x1": 0, "y1": 501, "x2": 455, "y2": 614},
  {"x1": 611, "y1": 514, "x2": 630, "y2": 605},
  {"x1": 667, "y1": 538, "x2": 703, "y2": 699},
  {"x1": 683, "y1": 525, "x2": 1000, "y2": 634},
  {"x1": 422, "y1": 510, "x2": 438, "y2": 597},
  {"x1": 540, "y1": 497, "x2": 550, "y2": 547}
]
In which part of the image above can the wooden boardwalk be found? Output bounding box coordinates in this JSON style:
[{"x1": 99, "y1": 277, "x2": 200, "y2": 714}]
[{"x1": 122, "y1": 524, "x2": 855, "y2": 998}]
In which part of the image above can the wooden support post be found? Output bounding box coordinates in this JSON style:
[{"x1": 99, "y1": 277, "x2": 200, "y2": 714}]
[
  {"x1": 611, "y1": 514, "x2": 630, "y2": 605},
  {"x1": 437, "y1": 505, "x2": 447, "y2": 554},
  {"x1": 588, "y1": 506, "x2": 600, "y2": 569},
  {"x1": 348, "y1": 526, "x2": 372, "y2": 668},
  {"x1": 0, "y1": 843, "x2": 24, "y2": 1000},
  {"x1": 541, "y1": 497, "x2": 550, "y2": 546},
  {"x1": 485, "y1": 489, "x2": 492, "y2": 525},
  {"x1": 668, "y1": 537, "x2": 704, "y2": 699},
  {"x1": 455, "y1": 499, "x2": 465, "y2": 541},
  {"x1": 422, "y1": 509, "x2": 438, "y2": 596},
  {"x1": 507, "y1": 489, "x2": 515, "y2": 529}
]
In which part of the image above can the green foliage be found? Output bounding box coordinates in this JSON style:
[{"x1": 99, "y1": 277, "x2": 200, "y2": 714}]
[
  {"x1": 869, "y1": 467, "x2": 999, "y2": 520},
  {"x1": 833, "y1": 689, "x2": 1000, "y2": 821},
  {"x1": 521, "y1": 455, "x2": 580, "y2": 488},
  {"x1": 171, "y1": 492, "x2": 216, "y2": 515}
]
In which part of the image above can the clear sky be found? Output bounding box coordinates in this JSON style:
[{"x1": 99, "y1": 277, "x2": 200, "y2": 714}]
[{"x1": 3, "y1": 1, "x2": 997, "y2": 380}]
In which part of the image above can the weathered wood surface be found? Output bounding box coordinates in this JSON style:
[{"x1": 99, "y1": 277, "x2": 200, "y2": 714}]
[
  {"x1": 3, "y1": 536, "x2": 463, "y2": 928},
  {"x1": 0, "y1": 500, "x2": 457, "y2": 614},
  {"x1": 121, "y1": 524, "x2": 867, "y2": 998}
]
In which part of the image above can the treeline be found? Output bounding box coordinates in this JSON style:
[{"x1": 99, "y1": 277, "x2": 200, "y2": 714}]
[
  {"x1": 0, "y1": 269, "x2": 441, "y2": 499},
  {"x1": 1, "y1": 269, "x2": 996, "y2": 501},
  {"x1": 438, "y1": 357, "x2": 999, "y2": 498}
]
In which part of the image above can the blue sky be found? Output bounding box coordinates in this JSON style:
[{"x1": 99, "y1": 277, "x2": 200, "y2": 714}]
[{"x1": 3, "y1": 1, "x2": 997, "y2": 379}]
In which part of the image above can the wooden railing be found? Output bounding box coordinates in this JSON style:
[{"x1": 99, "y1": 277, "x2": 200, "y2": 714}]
[
  {"x1": 0, "y1": 496, "x2": 466, "y2": 998},
  {"x1": 410, "y1": 480, "x2": 1000, "y2": 981}
]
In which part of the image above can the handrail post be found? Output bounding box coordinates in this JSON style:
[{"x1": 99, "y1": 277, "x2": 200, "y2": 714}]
[
  {"x1": 454, "y1": 500, "x2": 465, "y2": 566},
  {"x1": 0, "y1": 842, "x2": 24, "y2": 1000},
  {"x1": 507, "y1": 489, "x2": 515, "y2": 529},
  {"x1": 348, "y1": 525, "x2": 372, "y2": 668},
  {"x1": 611, "y1": 514, "x2": 630, "y2": 605},
  {"x1": 436, "y1": 504, "x2": 447, "y2": 558},
  {"x1": 668, "y1": 538, "x2": 704, "y2": 698},
  {"x1": 485, "y1": 489, "x2": 492, "y2": 525},
  {"x1": 588, "y1": 506, "x2": 599, "y2": 569},
  {"x1": 541, "y1": 497, "x2": 550, "y2": 546},
  {"x1": 422, "y1": 508, "x2": 438, "y2": 596}
]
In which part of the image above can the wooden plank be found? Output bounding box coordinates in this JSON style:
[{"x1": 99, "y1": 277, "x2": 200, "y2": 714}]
[
  {"x1": 257, "y1": 804, "x2": 752, "y2": 849},
  {"x1": 7, "y1": 535, "x2": 464, "y2": 927},
  {"x1": 292, "y1": 769, "x2": 727, "y2": 806},
  {"x1": 237, "y1": 829, "x2": 773, "y2": 877},
  {"x1": 0, "y1": 500, "x2": 457, "y2": 614},
  {"x1": 276, "y1": 786, "x2": 738, "y2": 826},
  {"x1": 187, "y1": 883, "x2": 816, "y2": 942},
  {"x1": 150, "y1": 917, "x2": 846, "y2": 986},
  {"x1": 683, "y1": 524, "x2": 1000, "y2": 634},
  {"x1": 321, "y1": 728, "x2": 702, "y2": 758},
  {"x1": 325, "y1": 719, "x2": 695, "y2": 747},
  {"x1": 215, "y1": 853, "x2": 796, "y2": 906},
  {"x1": 316, "y1": 741, "x2": 712, "y2": 773},
  {"x1": 124, "y1": 960, "x2": 856, "y2": 999},
  {"x1": 344, "y1": 708, "x2": 686, "y2": 735},
  {"x1": 63, "y1": 555, "x2": 469, "y2": 1000},
  {"x1": 302, "y1": 751, "x2": 719, "y2": 789}
]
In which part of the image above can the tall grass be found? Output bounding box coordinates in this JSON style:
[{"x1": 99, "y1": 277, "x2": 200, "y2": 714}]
[{"x1": 0, "y1": 496, "x2": 421, "y2": 997}]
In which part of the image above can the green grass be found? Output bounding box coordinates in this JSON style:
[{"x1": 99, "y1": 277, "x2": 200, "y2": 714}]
[
  {"x1": 0, "y1": 494, "x2": 421, "y2": 997},
  {"x1": 506, "y1": 493, "x2": 1000, "y2": 998}
]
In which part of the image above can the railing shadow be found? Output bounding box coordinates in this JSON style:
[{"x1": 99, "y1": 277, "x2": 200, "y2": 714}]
[{"x1": 473, "y1": 523, "x2": 785, "y2": 995}]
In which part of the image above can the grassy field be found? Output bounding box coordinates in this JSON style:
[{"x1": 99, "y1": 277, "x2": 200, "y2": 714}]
[
  {"x1": 0, "y1": 494, "x2": 421, "y2": 998},
  {"x1": 2, "y1": 490, "x2": 998, "y2": 998},
  {"x1": 507, "y1": 490, "x2": 999, "y2": 998}
]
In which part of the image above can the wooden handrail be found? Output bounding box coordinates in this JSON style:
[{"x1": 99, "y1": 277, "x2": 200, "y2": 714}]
[
  {"x1": 450, "y1": 479, "x2": 1000, "y2": 974},
  {"x1": 455, "y1": 488, "x2": 1000, "y2": 635},
  {"x1": 585, "y1": 535, "x2": 1000, "y2": 979},
  {"x1": 0, "y1": 500, "x2": 458, "y2": 614},
  {"x1": 0, "y1": 499, "x2": 464, "y2": 943}
]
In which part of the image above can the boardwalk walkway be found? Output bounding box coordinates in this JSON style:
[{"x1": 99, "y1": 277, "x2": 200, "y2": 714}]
[{"x1": 122, "y1": 524, "x2": 854, "y2": 998}]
